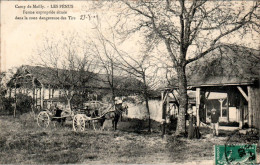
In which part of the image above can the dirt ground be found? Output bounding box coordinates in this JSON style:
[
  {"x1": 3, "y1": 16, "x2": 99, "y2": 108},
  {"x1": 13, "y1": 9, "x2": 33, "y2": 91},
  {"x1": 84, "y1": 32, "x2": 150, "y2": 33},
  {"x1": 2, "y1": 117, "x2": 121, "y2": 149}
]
[{"x1": 0, "y1": 113, "x2": 259, "y2": 164}]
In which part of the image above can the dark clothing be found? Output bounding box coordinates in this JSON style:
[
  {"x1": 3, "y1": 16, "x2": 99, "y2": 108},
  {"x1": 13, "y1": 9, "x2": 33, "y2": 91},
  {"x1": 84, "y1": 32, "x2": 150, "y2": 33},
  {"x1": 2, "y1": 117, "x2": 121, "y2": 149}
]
[
  {"x1": 188, "y1": 115, "x2": 201, "y2": 139},
  {"x1": 211, "y1": 110, "x2": 220, "y2": 123}
]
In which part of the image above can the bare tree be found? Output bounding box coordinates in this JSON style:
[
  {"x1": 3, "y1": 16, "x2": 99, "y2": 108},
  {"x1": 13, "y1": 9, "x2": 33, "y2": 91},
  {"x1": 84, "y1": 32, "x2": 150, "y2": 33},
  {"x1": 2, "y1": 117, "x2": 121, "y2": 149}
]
[
  {"x1": 116, "y1": 52, "x2": 159, "y2": 132},
  {"x1": 88, "y1": 21, "x2": 162, "y2": 131},
  {"x1": 88, "y1": 25, "x2": 123, "y2": 103},
  {"x1": 111, "y1": 0, "x2": 259, "y2": 135},
  {"x1": 31, "y1": 33, "x2": 94, "y2": 111}
]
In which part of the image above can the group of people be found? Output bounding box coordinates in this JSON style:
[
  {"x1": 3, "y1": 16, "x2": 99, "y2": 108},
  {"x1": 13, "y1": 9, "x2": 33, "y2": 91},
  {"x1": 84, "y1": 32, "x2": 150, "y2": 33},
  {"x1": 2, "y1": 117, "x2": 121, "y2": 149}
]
[{"x1": 186, "y1": 104, "x2": 220, "y2": 137}]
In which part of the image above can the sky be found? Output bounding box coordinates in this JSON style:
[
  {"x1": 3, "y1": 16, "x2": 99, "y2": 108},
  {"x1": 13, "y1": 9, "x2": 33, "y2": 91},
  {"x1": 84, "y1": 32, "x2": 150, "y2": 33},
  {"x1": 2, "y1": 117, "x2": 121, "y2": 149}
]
[
  {"x1": 1, "y1": 1, "x2": 259, "y2": 73},
  {"x1": 0, "y1": 1, "x2": 122, "y2": 72}
]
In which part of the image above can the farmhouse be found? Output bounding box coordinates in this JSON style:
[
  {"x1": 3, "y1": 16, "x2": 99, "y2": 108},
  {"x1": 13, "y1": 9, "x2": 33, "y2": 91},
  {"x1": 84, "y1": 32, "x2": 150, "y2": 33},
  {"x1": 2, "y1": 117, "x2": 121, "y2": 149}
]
[
  {"x1": 6, "y1": 65, "x2": 144, "y2": 109},
  {"x1": 163, "y1": 44, "x2": 260, "y2": 129}
]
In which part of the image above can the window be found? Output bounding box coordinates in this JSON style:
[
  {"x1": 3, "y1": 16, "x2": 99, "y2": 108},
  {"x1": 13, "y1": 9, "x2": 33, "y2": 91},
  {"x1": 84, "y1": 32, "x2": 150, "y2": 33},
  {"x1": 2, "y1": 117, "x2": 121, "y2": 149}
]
[{"x1": 222, "y1": 107, "x2": 227, "y2": 117}]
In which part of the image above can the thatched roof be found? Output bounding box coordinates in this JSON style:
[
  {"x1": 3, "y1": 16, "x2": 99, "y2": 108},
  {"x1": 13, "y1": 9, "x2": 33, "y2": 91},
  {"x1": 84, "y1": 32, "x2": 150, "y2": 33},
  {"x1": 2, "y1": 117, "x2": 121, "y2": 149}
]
[
  {"x1": 169, "y1": 44, "x2": 260, "y2": 88},
  {"x1": 7, "y1": 65, "x2": 144, "y2": 92}
]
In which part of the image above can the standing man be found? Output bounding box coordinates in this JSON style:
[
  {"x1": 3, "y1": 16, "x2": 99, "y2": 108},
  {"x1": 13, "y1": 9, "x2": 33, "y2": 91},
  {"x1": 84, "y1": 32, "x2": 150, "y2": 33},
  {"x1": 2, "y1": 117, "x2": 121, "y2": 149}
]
[{"x1": 211, "y1": 108, "x2": 220, "y2": 136}]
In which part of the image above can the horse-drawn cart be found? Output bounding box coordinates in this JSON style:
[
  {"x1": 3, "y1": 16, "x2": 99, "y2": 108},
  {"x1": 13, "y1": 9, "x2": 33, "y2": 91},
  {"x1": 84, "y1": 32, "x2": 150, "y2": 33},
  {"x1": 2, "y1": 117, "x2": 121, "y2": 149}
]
[
  {"x1": 37, "y1": 108, "x2": 74, "y2": 128},
  {"x1": 72, "y1": 103, "x2": 117, "y2": 132},
  {"x1": 37, "y1": 100, "x2": 127, "y2": 131},
  {"x1": 73, "y1": 100, "x2": 129, "y2": 132},
  {"x1": 36, "y1": 101, "x2": 102, "y2": 128}
]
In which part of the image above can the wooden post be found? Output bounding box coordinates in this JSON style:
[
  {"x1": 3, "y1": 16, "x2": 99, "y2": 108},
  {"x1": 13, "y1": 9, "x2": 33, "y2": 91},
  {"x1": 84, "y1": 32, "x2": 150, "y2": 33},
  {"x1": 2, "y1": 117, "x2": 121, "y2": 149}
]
[
  {"x1": 35, "y1": 88, "x2": 37, "y2": 107},
  {"x1": 239, "y1": 95, "x2": 244, "y2": 129},
  {"x1": 196, "y1": 88, "x2": 201, "y2": 126},
  {"x1": 166, "y1": 94, "x2": 170, "y2": 115},
  {"x1": 52, "y1": 89, "x2": 54, "y2": 98},
  {"x1": 32, "y1": 88, "x2": 35, "y2": 108},
  {"x1": 40, "y1": 85, "x2": 44, "y2": 109},
  {"x1": 14, "y1": 81, "x2": 17, "y2": 118},
  {"x1": 218, "y1": 99, "x2": 224, "y2": 118},
  {"x1": 161, "y1": 91, "x2": 165, "y2": 136},
  {"x1": 48, "y1": 85, "x2": 51, "y2": 99},
  {"x1": 247, "y1": 86, "x2": 252, "y2": 127},
  {"x1": 227, "y1": 90, "x2": 229, "y2": 122},
  {"x1": 161, "y1": 91, "x2": 168, "y2": 137},
  {"x1": 32, "y1": 77, "x2": 35, "y2": 108}
]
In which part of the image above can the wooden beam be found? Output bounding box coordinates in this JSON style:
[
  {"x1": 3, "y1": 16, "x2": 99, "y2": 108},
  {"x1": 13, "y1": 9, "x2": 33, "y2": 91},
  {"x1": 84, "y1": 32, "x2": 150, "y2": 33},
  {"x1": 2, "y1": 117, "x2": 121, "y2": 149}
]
[
  {"x1": 40, "y1": 85, "x2": 44, "y2": 109},
  {"x1": 48, "y1": 85, "x2": 51, "y2": 99},
  {"x1": 196, "y1": 88, "x2": 201, "y2": 126},
  {"x1": 239, "y1": 95, "x2": 244, "y2": 129},
  {"x1": 52, "y1": 89, "x2": 54, "y2": 98},
  {"x1": 205, "y1": 92, "x2": 210, "y2": 100},
  {"x1": 161, "y1": 91, "x2": 164, "y2": 101},
  {"x1": 161, "y1": 91, "x2": 168, "y2": 136},
  {"x1": 218, "y1": 99, "x2": 224, "y2": 118},
  {"x1": 247, "y1": 86, "x2": 252, "y2": 127},
  {"x1": 35, "y1": 88, "x2": 37, "y2": 107},
  {"x1": 227, "y1": 91, "x2": 229, "y2": 122},
  {"x1": 237, "y1": 86, "x2": 248, "y2": 102}
]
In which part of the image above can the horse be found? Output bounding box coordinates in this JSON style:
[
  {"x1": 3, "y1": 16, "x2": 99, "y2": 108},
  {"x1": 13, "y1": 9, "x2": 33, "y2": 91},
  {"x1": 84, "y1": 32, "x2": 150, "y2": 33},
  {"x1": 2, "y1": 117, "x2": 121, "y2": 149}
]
[{"x1": 99, "y1": 103, "x2": 128, "y2": 131}]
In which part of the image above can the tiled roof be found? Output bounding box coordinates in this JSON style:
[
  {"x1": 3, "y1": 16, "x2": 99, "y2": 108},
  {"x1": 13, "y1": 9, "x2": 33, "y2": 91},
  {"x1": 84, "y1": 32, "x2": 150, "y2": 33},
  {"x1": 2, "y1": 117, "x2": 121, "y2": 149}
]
[
  {"x1": 8, "y1": 65, "x2": 144, "y2": 92},
  {"x1": 169, "y1": 44, "x2": 260, "y2": 88}
]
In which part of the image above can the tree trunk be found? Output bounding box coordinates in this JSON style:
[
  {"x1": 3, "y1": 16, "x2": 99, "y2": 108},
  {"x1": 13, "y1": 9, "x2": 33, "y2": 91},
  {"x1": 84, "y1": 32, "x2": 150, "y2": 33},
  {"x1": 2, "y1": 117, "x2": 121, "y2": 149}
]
[
  {"x1": 111, "y1": 88, "x2": 115, "y2": 104},
  {"x1": 143, "y1": 74, "x2": 151, "y2": 133},
  {"x1": 14, "y1": 84, "x2": 17, "y2": 118},
  {"x1": 175, "y1": 66, "x2": 188, "y2": 136},
  {"x1": 145, "y1": 93, "x2": 151, "y2": 132}
]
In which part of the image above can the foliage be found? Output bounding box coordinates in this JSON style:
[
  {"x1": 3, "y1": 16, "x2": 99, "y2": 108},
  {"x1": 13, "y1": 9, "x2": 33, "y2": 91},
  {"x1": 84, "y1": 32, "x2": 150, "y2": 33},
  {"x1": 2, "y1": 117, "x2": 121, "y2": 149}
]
[
  {"x1": 71, "y1": 94, "x2": 89, "y2": 108},
  {"x1": 0, "y1": 97, "x2": 14, "y2": 115},
  {"x1": 16, "y1": 94, "x2": 33, "y2": 114},
  {"x1": 0, "y1": 94, "x2": 33, "y2": 115}
]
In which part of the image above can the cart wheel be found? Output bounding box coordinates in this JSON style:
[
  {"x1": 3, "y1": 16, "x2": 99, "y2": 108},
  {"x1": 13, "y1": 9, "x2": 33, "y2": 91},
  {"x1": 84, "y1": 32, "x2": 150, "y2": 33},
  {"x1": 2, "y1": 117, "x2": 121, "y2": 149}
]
[
  {"x1": 73, "y1": 114, "x2": 85, "y2": 132},
  {"x1": 37, "y1": 111, "x2": 50, "y2": 128}
]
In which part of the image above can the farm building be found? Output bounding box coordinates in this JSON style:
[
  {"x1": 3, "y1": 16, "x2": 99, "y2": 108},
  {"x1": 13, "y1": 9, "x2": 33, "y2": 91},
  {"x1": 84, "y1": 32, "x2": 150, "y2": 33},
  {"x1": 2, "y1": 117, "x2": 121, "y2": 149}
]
[
  {"x1": 163, "y1": 44, "x2": 260, "y2": 129},
  {"x1": 5, "y1": 65, "x2": 145, "y2": 109}
]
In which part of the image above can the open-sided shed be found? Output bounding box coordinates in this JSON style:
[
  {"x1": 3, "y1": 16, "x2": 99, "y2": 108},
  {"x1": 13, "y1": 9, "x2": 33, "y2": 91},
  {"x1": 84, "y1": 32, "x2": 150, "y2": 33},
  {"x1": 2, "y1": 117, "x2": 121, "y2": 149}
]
[
  {"x1": 6, "y1": 65, "x2": 144, "y2": 109},
  {"x1": 164, "y1": 44, "x2": 260, "y2": 129}
]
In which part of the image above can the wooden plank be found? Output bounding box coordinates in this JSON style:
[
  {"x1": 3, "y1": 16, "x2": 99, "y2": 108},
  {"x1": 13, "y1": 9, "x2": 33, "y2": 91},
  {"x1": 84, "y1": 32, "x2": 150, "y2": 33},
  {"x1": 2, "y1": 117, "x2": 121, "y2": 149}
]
[
  {"x1": 247, "y1": 86, "x2": 252, "y2": 127},
  {"x1": 237, "y1": 86, "x2": 249, "y2": 102},
  {"x1": 218, "y1": 99, "x2": 224, "y2": 118},
  {"x1": 40, "y1": 85, "x2": 44, "y2": 109},
  {"x1": 196, "y1": 88, "x2": 200, "y2": 126},
  {"x1": 48, "y1": 85, "x2": 51, "y2": 99},
  {"x1": 205, "y1": 92, "x2": 210, "y2": 100},
  {"x1": 227, "y1": 91, "x2": 229, "y2": 122},
  {"x1": 239, "y1": 95, "x2": 244, "y2": 129}
]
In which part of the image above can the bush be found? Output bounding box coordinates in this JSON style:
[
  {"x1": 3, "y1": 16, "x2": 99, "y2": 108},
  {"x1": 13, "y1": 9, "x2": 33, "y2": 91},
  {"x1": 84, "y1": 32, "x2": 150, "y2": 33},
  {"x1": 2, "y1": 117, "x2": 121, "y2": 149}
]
[
  {"x1": 16, "y1": 94, "x2": 33, "y2": 114},
  {"x1": 0, "y1": 97, "x2": 14, "y2": 115},
  {"x1": 0, "y1": 94, "x2": 33, "y2": 115}
]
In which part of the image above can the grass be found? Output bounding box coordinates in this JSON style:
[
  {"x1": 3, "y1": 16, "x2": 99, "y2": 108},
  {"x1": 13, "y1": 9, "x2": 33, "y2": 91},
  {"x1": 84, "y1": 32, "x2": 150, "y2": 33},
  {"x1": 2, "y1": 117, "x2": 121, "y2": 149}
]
[{"x1": 0, "y1": 113, "x2": 259, "y2": 164}]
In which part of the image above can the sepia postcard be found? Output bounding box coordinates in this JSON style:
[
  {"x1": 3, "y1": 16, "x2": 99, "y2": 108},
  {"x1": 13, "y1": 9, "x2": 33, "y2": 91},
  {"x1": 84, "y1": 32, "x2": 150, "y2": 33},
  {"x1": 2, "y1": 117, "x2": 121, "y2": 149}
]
[{"x1": 0, "y1": 0, "x2": 259, "y2": 164}]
